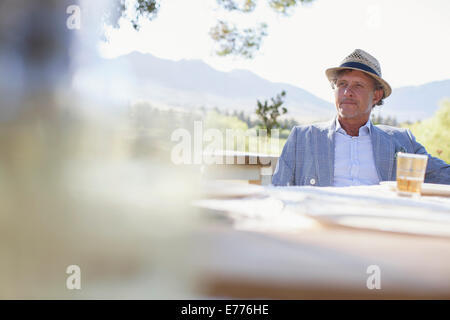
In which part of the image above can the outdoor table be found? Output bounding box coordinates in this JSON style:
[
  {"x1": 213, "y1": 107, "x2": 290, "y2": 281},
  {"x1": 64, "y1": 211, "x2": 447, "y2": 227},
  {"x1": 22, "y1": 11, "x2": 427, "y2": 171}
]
[{"x1": 192, "y1": 182, "x2": 450, "y2": 299}]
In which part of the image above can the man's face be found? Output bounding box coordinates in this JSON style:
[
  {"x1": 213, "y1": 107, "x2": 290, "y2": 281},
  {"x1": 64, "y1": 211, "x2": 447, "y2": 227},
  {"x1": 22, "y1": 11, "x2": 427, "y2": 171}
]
[{"x1": 334, "y1": 70, "x2": 382, "y2": 122}]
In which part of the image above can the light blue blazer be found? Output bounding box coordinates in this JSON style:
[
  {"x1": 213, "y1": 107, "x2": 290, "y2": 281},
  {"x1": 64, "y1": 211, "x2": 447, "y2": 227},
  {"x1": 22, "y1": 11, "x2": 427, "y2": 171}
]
[{"x1": 272, "y1": 118, "x2": 450, "y2": 186}]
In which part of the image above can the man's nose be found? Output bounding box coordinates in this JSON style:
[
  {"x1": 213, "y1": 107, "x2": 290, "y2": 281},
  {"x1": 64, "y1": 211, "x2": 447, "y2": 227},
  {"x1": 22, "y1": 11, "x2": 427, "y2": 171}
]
[{"x1": 343, "y1": 86, "x2": 353, "y2": 96}]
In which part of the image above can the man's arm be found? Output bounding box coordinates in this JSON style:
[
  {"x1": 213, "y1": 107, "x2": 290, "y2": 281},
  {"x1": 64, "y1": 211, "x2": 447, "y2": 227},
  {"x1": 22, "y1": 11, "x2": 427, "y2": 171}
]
[
  {"x1": 407, "y1": 129, "x2": 450, "y2": 185},
  {"x1": 272, "y1": 127, "x2": 298, "y2": 186}
]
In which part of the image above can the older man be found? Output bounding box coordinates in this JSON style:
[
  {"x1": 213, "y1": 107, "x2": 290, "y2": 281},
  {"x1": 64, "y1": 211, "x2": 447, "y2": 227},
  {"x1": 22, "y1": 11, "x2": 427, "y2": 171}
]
[{"x1": 272, "y1": 49, "x2": 450, "y2": 186}]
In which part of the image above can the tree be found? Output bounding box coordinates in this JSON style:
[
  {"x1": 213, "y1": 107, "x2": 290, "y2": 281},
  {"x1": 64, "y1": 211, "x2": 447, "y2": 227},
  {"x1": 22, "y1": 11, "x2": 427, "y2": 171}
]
[
  {"x1": 108, "y1": 0, "x2": 160, "y2": 31},
  {"x1": 255, "y1": 90, "x2": 287, "y2": 136},
  {"x1": 209, "y1": 20, "x2": 268, "y2": 59},
  {"x1": 109, "y1": 0, "x2": 315, "y2": 59}
]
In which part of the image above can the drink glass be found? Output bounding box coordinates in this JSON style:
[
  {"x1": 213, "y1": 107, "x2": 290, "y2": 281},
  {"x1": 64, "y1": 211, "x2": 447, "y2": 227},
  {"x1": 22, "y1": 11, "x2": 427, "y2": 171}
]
[{"x1": 396, "y1": 152, "x2": 428, "y2": 196}]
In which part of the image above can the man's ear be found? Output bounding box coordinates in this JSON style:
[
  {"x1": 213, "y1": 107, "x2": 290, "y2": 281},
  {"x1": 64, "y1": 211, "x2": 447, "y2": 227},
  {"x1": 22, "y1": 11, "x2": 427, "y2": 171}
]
[{"x1": 373, "y1": 88, "x2": 383, "y2": 105}]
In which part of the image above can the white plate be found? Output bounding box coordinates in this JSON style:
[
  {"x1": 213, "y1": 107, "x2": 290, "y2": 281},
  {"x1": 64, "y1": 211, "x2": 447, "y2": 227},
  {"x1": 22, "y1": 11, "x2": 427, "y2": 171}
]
[{"x1": 380, "y1": 181, "x2": 450, "y2": 197}]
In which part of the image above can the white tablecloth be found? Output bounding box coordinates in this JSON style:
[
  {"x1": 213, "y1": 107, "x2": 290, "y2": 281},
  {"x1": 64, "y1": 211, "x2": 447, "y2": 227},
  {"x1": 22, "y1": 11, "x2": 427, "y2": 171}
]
[
  {"x1": 193, "y1": 182, "x2": 450, "y2": 299},
  {"x1": 196, "y1": 183, "x2": 450, "y2": 237}
]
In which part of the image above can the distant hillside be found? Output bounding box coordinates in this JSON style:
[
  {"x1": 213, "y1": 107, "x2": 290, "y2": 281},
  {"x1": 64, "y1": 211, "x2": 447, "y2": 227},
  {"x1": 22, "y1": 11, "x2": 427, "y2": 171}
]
[
  {"x1": 99, "y1": 52, "x2": 449, "y2": 123},
  {"x1": 380, "y1": 80, "x2": 450, "y2": 122},
  {"x1": 105, "y1": 52, "x2": 336, "y2": 123}
]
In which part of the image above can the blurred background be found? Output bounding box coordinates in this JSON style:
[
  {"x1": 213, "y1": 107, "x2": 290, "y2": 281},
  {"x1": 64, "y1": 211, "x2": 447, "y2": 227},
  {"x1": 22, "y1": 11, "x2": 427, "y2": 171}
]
[{"x1": 0, "y1": 0, "x2": 448, "y2": 298}]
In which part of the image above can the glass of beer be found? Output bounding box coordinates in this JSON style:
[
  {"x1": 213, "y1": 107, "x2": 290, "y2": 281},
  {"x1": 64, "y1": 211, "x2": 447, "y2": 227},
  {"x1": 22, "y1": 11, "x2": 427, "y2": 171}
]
[{"x1": 396, "y1": 152, "x2": 428, "y2": 196}]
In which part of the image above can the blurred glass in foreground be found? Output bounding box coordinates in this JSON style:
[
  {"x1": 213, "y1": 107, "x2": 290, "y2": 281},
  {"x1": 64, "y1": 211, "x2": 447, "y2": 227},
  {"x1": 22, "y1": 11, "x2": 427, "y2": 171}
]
[{"x1": 0, "y1": 0, "x2": 204, "y2": 298}]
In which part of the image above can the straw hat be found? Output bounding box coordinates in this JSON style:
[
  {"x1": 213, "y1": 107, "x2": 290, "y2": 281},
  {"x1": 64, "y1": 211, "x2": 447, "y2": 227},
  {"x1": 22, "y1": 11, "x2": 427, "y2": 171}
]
[{"x1": 325, "y1": 49, "x2": 392, "y2": 98}]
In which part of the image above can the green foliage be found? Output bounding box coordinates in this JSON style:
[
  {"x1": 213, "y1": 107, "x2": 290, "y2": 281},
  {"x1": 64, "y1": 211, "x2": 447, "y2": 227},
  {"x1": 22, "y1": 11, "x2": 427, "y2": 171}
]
[
  {"x1": 209, "y1": 21, "x2": 268, "y2": 59},
  {"x1": 279, "y1": 128, "x2": 292, "y2": 139},
  {"x1": 204, "y1": 110, "x2": 249, "y2": 131},
  {"x1": 209, "y1": 107, "x2": 298, "y2": 132},
  {"x1": 128, "y1": 103, "x2": 291, "y2": 156},
  {"x1": 216, "y1": 0, "x2": 257, "y2": 12},
  {"x1": 111, "y1": 0, "x2": 159, "y2": 31},
  {"x1": 215, "y1": 0, "x2": 314, "y2": 15},
  {"x1": 371, "y1": 113, "x2": 398, "y2": 126},
  {"x1": 210, "y1": 0, "x2": 315, "y2": 58},
  {"x1": 279, "y1": 117, "x2": 299, "y2": 130},
  {"x1": 110, "y1": 0, "x2": 316, "y2": 58},
  {"x1": 255, "y1": 90, "x2": 288, "y2": 137},
  {"x1": 401, "y1": 99, "x2": 450, "y2": 163},
  {"x1": 269, "y1": 0, "x2": 313, "y2": 15},
  {"x1": 202, "y1": 109, "x2": 285, "y2": 155}
]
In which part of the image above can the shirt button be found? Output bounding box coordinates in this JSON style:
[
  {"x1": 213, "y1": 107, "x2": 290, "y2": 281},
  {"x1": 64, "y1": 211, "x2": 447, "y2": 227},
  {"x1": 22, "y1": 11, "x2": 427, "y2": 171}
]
[{"x1": 310, "y1": 178, "x2": 316, "y2": 185}]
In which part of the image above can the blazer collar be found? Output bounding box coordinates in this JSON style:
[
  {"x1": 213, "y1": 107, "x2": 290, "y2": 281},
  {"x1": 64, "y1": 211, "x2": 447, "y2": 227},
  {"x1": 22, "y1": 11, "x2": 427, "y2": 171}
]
[
  {"x1": 316, "y1": 118, "x2": 336, "y2": 186},
  {"x1": 370, "y1": 124, "x2": 395, "y2": 181}
]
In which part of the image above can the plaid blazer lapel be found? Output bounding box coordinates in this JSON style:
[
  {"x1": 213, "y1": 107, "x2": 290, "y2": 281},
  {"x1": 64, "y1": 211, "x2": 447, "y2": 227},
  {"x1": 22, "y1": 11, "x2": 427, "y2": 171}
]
[
  {"x1": 371, "y1": 125, "x2": 395, "y2": 181},
  {"x1": 315, "y1": 119, "x2": 336, "y2": 186}
]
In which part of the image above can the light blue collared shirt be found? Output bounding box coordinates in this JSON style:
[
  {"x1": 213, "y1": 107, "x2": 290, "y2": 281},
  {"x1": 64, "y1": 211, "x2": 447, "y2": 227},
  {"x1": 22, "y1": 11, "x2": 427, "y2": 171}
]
[{"x1": 333, "y1": 118, "x2": 380, "y2": 186}]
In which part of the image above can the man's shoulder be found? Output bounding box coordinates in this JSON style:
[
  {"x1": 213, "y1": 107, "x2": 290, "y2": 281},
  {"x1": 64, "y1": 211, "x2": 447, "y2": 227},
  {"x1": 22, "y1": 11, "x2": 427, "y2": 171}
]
[
  {"x1": 291, "y1": 120, "x2": 332, "y2": 134},
  {"x1": 373, "y1": 124, "x2": 410, "y2": 137}
]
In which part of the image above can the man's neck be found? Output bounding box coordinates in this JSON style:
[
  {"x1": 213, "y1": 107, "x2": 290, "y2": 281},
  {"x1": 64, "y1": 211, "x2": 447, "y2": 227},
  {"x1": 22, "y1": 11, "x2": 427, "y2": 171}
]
[{"x1": 337, "y1": 117, "x2": 370, "y2": 137}]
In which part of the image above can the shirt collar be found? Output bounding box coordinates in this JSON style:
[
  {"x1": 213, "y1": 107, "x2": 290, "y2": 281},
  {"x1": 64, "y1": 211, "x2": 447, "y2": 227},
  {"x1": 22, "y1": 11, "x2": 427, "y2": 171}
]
[{"x1": 335, "y1": 117, "x2": 372, "y2": 135}]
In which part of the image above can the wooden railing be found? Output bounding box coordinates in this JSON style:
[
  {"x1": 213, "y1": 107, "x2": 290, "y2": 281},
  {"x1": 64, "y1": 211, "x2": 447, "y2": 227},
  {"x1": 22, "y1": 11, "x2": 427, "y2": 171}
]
[{"x1": 201, "y1": 150, "x2": 279, "y2": 185}]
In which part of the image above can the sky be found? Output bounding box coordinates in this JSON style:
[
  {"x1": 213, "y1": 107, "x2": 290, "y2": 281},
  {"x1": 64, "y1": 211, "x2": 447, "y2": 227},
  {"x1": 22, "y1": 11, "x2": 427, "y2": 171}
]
[{"x1": 99, "y1": 0, "x2": 450, "y2": 103}]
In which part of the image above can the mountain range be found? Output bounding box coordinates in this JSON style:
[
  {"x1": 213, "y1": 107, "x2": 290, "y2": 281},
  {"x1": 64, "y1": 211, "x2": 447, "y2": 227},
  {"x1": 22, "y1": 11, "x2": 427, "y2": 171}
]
[{"x1": 100, "y1": 52, "x2": 450, "y2": 123}]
